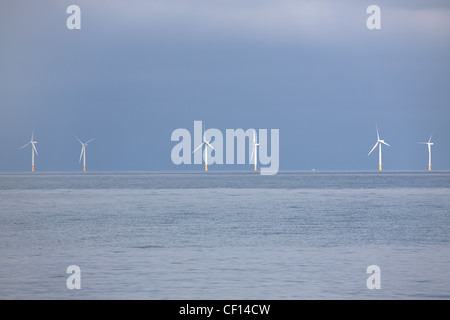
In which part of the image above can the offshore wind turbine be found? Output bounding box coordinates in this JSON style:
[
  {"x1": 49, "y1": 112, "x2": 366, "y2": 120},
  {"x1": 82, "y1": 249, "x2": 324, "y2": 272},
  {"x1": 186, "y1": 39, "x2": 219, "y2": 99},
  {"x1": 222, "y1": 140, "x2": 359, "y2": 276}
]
[
  {"x1": 75, "y1": 136, "x2": 95, "y2": 172},
  {"x1": 368, "y1": 125, "x2": 390, "y2": 171},
  {"x1": 192, "y1": 124, "x2": 214, "y2": 171},
  {"x1": 250, "y1": 129, "x2": 259, "y2": 171},
  {"x1": 19, "y1": 131, "x2": 38, "y2": 172},
  {"x1": 418, "y1": 134, "x2": 434, "y2": 171}
]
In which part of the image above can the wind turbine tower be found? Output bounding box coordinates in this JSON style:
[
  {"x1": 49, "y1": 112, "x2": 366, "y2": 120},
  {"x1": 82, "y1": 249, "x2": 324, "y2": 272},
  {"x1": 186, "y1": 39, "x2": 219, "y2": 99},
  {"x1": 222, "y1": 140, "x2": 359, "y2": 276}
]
[
  {"x1": 75, "y1": 136, "x2": 95, "y2": 172},
  {"x1": 418, "y1": 134, "x2": 434, "y2": 171},
  {"x1": 19, "y1": 131, "x2": 38, "y2": 172},
  {"x1": 368, "y1": 125, "x2": 390, "y2": 171},
  {"x1": 192, "y1": 124, "x2": 215, "y2": 171}
]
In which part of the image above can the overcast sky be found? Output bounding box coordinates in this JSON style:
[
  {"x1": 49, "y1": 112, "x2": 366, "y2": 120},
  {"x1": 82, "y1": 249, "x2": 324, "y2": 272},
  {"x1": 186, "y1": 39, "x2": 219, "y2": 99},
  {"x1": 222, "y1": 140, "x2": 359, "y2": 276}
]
[{"x1": 1, "y1": 0, "x2": 449, "y2": 172}]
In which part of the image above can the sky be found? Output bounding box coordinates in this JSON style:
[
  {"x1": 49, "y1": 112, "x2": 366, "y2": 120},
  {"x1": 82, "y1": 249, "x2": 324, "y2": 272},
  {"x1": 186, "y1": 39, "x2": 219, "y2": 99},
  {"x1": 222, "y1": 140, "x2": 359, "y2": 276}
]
[{"x1": 0, "y1": 0, "x2": 449, "y2": 172}]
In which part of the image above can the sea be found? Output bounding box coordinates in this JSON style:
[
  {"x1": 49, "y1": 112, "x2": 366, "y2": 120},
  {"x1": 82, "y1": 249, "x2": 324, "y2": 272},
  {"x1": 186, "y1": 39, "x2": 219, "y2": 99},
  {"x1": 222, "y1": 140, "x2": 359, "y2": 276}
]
[{"x1": 0, "y1": 171, "x2": 449, "y2": 300}]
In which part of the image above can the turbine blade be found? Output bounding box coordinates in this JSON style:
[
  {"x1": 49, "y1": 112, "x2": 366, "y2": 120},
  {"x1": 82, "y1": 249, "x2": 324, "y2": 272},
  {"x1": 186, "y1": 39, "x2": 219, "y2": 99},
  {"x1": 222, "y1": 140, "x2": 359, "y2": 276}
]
[
  {"x1": 205, "y1": 141, "x2": 215, "y2": 150},
  {"x1": 19, "y1": 142, "x2": 30, "y2": 150},
  {"x1": 368, "y1": 142, "x2": 378, "y2": 155},
  {"x1": 79, "y1": 147, "x2": 84, "y2": 163},
  {"x1": 376, "y1": 124, "x2": 379, "y2": 140},
  {"x1": 85, "y1": 138, "x2": 95, "y2": 144},
  {"x1": 381, "y1": 141, "x2": 390, "y2": 146},
  {"x1": 203, "y1": 122, "x2": 206, "y2": 141},
  {"x1": 192, "y1": 142, "x2": 204, "y2": 153},
  {"x1": 32, "y1": 143, "x2": 38, "y2": 156},
  {"x1": 75, "y1": 136, "x2": 83, "y2": 145},
  {"x1": 428, "y1": 133, "x2": 433, "y2": 143}
]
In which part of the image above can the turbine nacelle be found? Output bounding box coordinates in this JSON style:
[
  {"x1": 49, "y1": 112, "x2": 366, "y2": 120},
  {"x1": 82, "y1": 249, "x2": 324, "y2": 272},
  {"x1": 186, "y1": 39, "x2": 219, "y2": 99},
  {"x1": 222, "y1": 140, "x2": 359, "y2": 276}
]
[{"x1": 418, "y1": 142, "x2": 434, "y2": 146}]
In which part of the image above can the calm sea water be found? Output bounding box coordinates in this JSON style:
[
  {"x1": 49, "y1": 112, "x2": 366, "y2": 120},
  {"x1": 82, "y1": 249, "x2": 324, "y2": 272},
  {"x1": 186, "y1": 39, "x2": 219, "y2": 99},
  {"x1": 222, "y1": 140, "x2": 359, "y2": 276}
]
[{"x1": 0, "y1": 171, "x2": 449, "y2": 299}]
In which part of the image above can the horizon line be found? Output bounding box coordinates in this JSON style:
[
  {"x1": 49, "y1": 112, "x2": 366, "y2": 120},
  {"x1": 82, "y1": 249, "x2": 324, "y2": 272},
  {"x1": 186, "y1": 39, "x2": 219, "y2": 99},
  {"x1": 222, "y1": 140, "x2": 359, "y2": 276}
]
[{"x1": 1, "y1": 169, "x2": 449, "y2": 174}]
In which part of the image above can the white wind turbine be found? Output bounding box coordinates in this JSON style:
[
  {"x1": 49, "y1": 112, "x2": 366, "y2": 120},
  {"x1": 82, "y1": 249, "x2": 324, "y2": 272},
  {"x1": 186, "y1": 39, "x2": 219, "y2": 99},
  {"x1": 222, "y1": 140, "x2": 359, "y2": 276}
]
[
  {"x1": 250, "y1": 129, "x2": 259, "y2": 171},
  {"x1": 192, "y1": 124, "x2": 215, "y2": 171},
  {"x1": 418, "y1": 134, "x2": 434, "y2": 171},
  {"x1": 368, "y1": 125, "x2": 390, "y2": 171},
  {"x1": 19, "y1": 131, "x2": 38, "y2": 172},
  {"x1": 75, "y1": 136, "x2": 95, "y2": 172}
]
